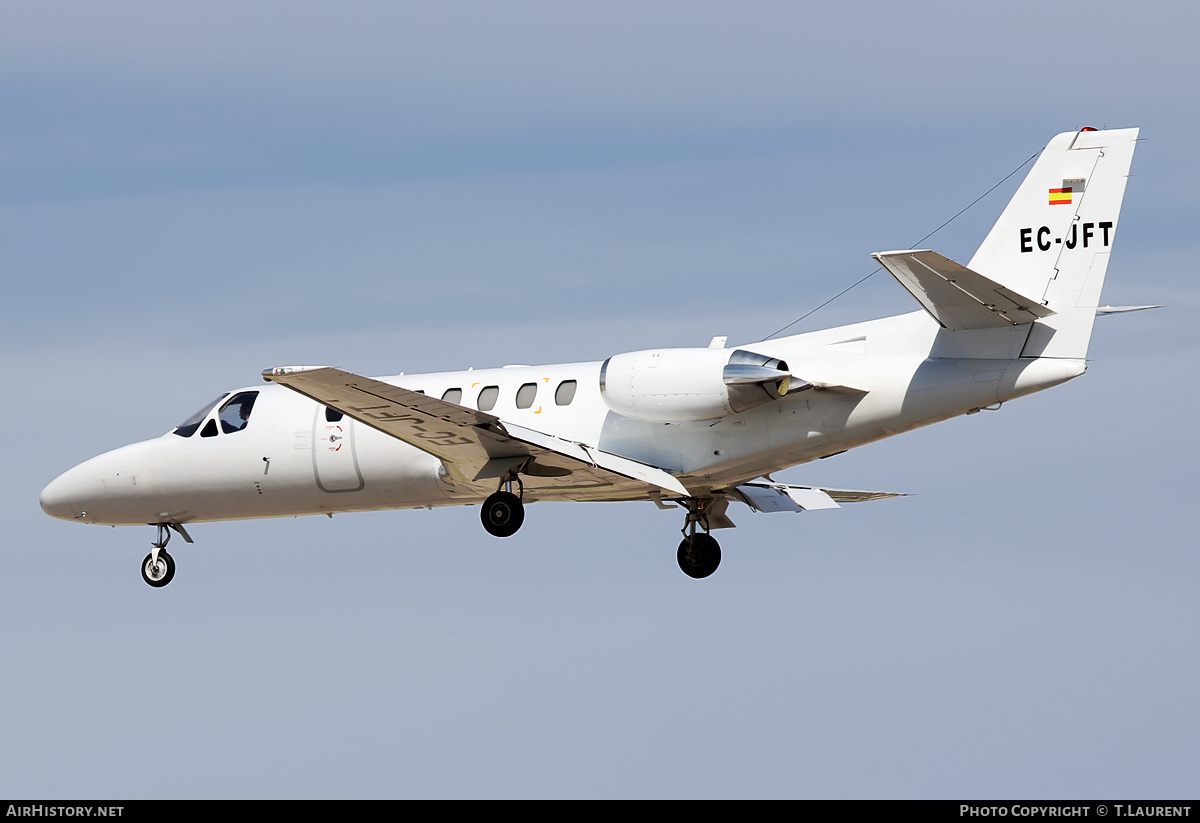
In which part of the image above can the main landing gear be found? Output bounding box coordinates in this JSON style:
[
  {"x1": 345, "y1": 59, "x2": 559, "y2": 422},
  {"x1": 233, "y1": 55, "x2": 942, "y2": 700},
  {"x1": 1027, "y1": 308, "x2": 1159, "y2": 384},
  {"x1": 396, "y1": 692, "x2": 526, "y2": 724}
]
[
  {"x1": 140, "y1": 523, "x2": 192, "y2": 587},
  {"x1": 677, "y1": 498, "x2": 721, "y2": 579},
  {"x1": 481, "y1": 469, "x2": 525, "y2": 538}
]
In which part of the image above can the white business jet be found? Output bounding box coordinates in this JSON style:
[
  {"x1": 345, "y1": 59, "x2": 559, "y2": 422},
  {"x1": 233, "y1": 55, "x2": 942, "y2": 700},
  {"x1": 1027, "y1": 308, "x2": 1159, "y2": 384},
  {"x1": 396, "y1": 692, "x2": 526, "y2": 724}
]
[{"x1": 41, "y1": 128, "x2": 1145, "y2": 585}]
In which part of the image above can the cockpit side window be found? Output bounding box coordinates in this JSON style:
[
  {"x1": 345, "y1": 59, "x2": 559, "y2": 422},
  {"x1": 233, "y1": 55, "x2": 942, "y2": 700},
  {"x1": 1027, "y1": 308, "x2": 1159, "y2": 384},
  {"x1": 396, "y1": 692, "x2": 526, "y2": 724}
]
[
  {"x1": 219, "y1": 391, "x2": 260, "y2": 434},
  {"x1": 173, "y1": 395, "x2": 228, "y2": 438}
]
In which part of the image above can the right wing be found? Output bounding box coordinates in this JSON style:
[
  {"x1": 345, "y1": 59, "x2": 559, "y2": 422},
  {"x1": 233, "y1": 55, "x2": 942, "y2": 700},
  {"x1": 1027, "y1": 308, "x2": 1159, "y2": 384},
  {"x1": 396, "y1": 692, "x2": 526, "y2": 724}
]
[
  {"x1": 735, "y1": 481, "x2": 906, "y2": 512},
  {"x1": 263, "y1": 366, "x2": 690, "y2": 499}
]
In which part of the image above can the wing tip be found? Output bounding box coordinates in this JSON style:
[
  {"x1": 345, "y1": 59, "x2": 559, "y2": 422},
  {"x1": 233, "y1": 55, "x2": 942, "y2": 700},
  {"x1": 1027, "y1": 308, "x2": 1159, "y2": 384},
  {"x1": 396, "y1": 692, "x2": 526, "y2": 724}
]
[{"x1": 261, "y1": 365, "x2": 332, "y2": 382}]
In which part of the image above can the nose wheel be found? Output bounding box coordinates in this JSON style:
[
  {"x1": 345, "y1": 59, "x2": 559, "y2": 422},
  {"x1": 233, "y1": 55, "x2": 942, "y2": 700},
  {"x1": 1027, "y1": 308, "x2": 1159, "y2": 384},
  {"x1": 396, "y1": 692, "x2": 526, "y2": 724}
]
[
  {"x1": 139, "y1": 522, "x2": 191, "y2": 587},
  {"x1": 141, "y1": 550, "x2": 175, "y2": 587}
]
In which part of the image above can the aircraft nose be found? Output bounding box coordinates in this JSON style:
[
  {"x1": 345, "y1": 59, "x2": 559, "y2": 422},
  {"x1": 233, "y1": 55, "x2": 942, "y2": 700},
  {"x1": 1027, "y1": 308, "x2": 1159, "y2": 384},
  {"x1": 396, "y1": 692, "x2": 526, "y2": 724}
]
[
  {"x1": 40, "y1": 440, "x2": 155, "y2": 524},
  {"x1": 40, "y1": 469, "x2": 84, "y2": 521}
]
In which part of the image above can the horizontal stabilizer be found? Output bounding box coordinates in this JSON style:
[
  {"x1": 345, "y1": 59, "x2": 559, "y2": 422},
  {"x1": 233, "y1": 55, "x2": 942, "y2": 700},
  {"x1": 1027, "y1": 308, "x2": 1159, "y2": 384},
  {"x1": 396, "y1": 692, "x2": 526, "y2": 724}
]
[
  {"x1": 736, "y1": 482, "x2": 905, "y2": 513},
  {"x1": 873, "y1": 249, "x2": 1054, "y2": 330},
  {"x1": 1096, "y1": 304, "x2": 1162, "y2": 316}
]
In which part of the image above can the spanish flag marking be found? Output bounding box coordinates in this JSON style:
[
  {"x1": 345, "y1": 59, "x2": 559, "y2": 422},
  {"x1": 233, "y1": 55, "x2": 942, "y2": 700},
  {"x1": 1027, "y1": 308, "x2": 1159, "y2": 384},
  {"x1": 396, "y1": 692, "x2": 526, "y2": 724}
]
[{"x1": 1049, "y1": 187, "x2": 1073, "y2": 206}]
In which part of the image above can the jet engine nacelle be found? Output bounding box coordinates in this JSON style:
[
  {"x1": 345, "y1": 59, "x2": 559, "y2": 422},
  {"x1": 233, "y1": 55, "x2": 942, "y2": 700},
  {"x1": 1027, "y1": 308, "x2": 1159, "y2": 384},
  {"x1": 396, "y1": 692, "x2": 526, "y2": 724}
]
[{"x1": 599, "y1": 347, "x2": 792, "y2": 423}]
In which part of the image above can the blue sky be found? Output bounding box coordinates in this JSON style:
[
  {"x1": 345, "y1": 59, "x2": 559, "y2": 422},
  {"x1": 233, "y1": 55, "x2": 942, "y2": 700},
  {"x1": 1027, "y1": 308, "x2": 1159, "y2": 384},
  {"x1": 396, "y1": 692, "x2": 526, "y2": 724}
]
[{"x1": 3, "y1": 1, "x2": 1197, "y2": 798}]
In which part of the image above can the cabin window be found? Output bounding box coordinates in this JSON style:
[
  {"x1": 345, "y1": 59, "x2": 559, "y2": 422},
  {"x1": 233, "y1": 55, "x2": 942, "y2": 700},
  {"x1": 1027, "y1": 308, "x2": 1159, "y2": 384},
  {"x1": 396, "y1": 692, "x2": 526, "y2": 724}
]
[
  {"x1": 441, "y1": 388, "x2": 463, "y2": 404},
  {"x1": 515, "y1": 383, "x2": 537, "y2": 409},
  {"x1": 325, "y1": 407, "x2": 343, "y2": 423},
  {"x1": 218, "y1": 391, "x2": 259, "y2": 434},
  {"x1": 477, "y1": 385, "x2": 499, "y2": 411},
  {"x1": 555, "y1": 380, "x2": 577, "y2": 406},
  {"x1": 200, "y1": 419, "x2": 218, "y2": 438},
  {"x1": 173, "y1": 395, "x2": 227, "y2": 438}
]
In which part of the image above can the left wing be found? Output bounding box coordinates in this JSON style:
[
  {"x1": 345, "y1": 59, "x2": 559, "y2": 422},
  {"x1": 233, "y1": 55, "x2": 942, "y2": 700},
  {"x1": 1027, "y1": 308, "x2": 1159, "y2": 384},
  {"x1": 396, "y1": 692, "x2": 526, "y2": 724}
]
[{"x1": 262, "y1": 366, "x2": 690, "y2": 499}]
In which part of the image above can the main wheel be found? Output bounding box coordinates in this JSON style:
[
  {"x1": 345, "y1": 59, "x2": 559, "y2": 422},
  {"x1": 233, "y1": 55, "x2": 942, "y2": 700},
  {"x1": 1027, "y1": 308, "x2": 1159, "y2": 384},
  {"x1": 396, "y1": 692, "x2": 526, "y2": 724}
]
[
  {"x1": 677, "y1": 533, "x2": 721, "y2": 579},
  {"x1": 481, "y1": 491, "x2": 525, "y2": 537},
  {"x1": 141, "y1": 550, "x2": 176, "y2": 587}
]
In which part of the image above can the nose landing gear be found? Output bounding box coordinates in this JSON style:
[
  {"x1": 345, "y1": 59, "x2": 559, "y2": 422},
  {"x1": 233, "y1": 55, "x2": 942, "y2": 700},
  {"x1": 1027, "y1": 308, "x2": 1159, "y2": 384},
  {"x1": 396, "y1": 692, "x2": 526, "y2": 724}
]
[
  {"x1": 677, "y1": 498, "x2": 721, "y2": 579},
  {"x1": 140, "y1": 523, "x2": 192, "y2": 587}
]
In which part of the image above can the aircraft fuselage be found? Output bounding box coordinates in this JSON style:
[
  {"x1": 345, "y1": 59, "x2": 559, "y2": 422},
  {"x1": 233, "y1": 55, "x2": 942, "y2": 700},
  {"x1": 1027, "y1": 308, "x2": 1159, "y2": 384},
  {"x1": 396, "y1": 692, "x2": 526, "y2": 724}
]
[{"x1": 39, "y1": 311, "x2": 1083, "y2": 528}]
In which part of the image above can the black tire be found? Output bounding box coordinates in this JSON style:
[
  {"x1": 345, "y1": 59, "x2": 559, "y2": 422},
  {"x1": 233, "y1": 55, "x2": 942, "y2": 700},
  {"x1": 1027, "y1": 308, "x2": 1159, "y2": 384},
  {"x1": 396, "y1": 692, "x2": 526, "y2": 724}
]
[
  {"x1": 677, "y1": 533, "x2": 721, "y2": 579},
  {"x1": 481, "y1": 491, "x2": 525, "y2": 538},
  {"x1": 141, "y1": 550, "x2": 176, "y2": 587}
]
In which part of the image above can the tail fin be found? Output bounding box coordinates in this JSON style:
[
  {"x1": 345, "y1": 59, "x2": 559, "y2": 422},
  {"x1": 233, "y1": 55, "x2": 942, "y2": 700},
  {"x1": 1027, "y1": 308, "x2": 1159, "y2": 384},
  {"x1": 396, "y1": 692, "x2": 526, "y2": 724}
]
[{"x1": 968, "y1": 127, "x2": 1139, "y2": 358}]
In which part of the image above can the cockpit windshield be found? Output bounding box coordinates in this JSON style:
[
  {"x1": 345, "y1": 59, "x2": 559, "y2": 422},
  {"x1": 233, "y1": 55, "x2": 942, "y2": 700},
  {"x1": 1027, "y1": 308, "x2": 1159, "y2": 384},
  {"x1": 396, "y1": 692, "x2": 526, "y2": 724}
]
[
  {"x1": 173, "y1": 395, "x2": 228, "y2": 438},
  {"x1": 218, "y1": 391, "x2": 259, "y2": 434}
]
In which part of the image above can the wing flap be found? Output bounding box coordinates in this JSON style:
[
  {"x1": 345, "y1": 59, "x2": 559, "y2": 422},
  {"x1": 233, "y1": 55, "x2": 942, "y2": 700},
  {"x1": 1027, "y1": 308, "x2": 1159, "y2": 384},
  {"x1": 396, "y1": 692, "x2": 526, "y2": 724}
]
[
  {"x1": 501, "y1": 421, "x2": 689, "y2": 495},
  {"x1": 873, "y1": 249, "x2": 1054, "y2": 330}
]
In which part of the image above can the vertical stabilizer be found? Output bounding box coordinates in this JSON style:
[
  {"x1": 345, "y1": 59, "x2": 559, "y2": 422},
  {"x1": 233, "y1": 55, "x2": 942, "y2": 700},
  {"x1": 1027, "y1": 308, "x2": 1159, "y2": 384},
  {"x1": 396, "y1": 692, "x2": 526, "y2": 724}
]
[{"x1": 967, "y1": 128, "x2": 1139, "y2": 359}]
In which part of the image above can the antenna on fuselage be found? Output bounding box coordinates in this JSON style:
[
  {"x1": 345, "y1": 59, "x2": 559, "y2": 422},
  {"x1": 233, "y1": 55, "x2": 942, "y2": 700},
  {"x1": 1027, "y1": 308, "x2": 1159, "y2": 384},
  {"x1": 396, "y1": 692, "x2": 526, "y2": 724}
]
[{"x1": 759, "y1": 147, "x2": 1040, "y2": 341}]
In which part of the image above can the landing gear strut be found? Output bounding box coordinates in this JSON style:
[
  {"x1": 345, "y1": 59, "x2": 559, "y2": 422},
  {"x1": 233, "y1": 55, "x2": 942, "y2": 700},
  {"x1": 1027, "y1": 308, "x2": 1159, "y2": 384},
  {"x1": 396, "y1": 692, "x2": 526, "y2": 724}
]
[
  {"x1": 481, "y1": 470, "x2": 525, "y2": 537},
  {"x1": 677, "y1": 499, "x2": 721, "y2": 579},
  {"x1": 140, "y1": 523, "x2": 191, "y2": 587}
]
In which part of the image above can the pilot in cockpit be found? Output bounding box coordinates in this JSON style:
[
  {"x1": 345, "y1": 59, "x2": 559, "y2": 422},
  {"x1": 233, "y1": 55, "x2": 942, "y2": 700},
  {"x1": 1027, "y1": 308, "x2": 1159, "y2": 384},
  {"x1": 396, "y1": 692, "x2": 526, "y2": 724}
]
[{"x1": 219, "y1": 392, "x2": 258, "y2": 434}]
